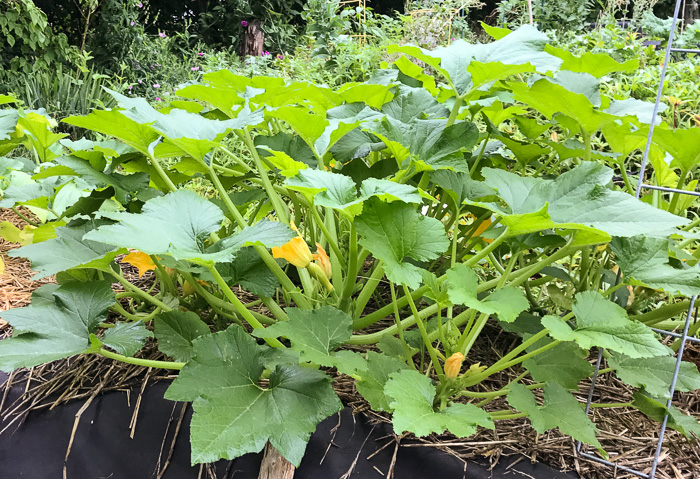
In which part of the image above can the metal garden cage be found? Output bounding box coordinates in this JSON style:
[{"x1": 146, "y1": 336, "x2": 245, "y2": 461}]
[{"x1": 574, "y1": 0, "x2": 700, "y2": 476}]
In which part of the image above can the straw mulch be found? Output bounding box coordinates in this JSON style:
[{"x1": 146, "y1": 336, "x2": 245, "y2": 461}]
[{"x1": 1, "y1": 207, "x2": 699, "y2": 479}]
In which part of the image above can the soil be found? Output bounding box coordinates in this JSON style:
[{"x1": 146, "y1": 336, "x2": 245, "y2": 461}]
[{"x1": 1, "y1": 207, "x2": 699, "y2": 479}]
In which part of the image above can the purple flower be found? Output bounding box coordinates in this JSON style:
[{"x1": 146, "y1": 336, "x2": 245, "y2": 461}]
[
  {"x1": 276, "y1": 54, "x2": 284, "y2": 60},
  {"x1": 159, "y1": 32, "x2": 166, "y2": 38},
  {"x1": 241, "y1": 20, "x2": 248, "y2": 27},
  {"x1": 153, "y1": 83, "x2": 160, "y2": 88},
  {"x1": 191, "y1": 66, "x2": 200, "y2": 71},
  {"x1": 262, "y1": 51, "x2": 270, "y2": 56},
  {"x1": 174, "y1": 87, "x2": 178, "y2": 92},
  {"x1": 128, "y1": 85, "x2": 133, "y2": 90},
  {"x1": 197, "y1": 52, "x2": 205, "y2": 56},
  {"x1": 130, "y1": 21, "x2": 135, "y2": 26},
  {"x1": 138, "y1": 2, "x2": 143, "y2": 7},
  {"x1": 155, "y1": 97, "x2": 161, "y2": 101},
  {"x1": 138, "y1": 79, "x2": 143, "y2": 84}
]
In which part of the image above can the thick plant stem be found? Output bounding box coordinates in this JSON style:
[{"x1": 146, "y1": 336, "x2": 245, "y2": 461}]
[
  {"x1": 206, "y1": 265, "x2": 284, "y2": 348},
  {"x1": 446, "y1": 95, "x2": 464, "y2": 127},
  {"x1": 352, "y1": 262, "x2": 385, "y2": 322},
  {"x1": 241, "y1": 128, "x2": 290, "y2": 224},
  {"x1": 631, "y1": 300, "x2": 692, "y2": 325},
  {"x1": 206, "y1": 163, "x2": 310, "y2": 309},
  {"x1": 463, "y1": 227, "x2": 510, "y2": 268},
  {"x1": 109, "y1": 271, "x2": 174, "y2": 312},
  {"x1": 148, "y1": 153, "x2": 178, "y2": 192},
  {"x1": 668, "y1": 169, "x2": 690, "y2": 215},
  {"x1": 403, "y1": 284, "x2": 444, "y2": 380},
  {"x1": 98, "y1": 348, "x2": 185, "y2": 370},
  {"x1": 11, "y1": 206, "x2": 39, "y2": 226},
  {"x1": 351, "y1": 245, "x2": 583, "y2": 340},
  {"x1": 309, "y1": 206, "x2": 346, "y2": 271},
  {"x1": 338, "y1": 223, "x2": 358, "y2": 312}
]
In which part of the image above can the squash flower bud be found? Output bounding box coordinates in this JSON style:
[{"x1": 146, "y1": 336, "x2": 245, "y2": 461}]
[
  {"x1": 312, "y1": 243, "x2": 332, "y2": 278},
  {"x1": 271, "y1": 222, "x2": 313, "y2": 268},
  {"x1": 444, "y1": 352, "x2": 465, "y2": 379}
]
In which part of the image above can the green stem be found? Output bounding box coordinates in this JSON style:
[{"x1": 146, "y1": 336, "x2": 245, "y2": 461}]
[
  {"x1": 582, "y1": 129, "x2": 592, "y2": 163},
  {"x1": 668, "y1": 169, "x2": 690, "y2": 215},
  {"x1": 469, "y1": 132, "x2": 490, "y2": 177},
  {"x1": 490, "y1": 412, "x2": 527, "y2": 420},
  {"x1": 309, "y1": 205, "x2": 346, "y2": 271},
  {"x1": 11, "y1": 206, "x2": 40, "y2": 226},
  {"x1": 352, "y1": 262, "x2": 385, "y2": 322},
  {"x1": 241, "y1": 128, "x2": 290, "y2": 223},
  {"x1": 148, "y1": 153, "x2": 177, "y2": 192},
  {"x1": 631, "y1": 300, "x2": 692, "y2": 326},
  {"x1": 619, "y1": 156, "x2": 635, "y2": 195},
  {"x1": 111, "y1": 303, "x2": 161, "y2": 322},
  {"x1": 219, "y1": 146, "x2": 253, "y2": 173},
  {"x1": 463, "y1": 227, "x2": 510, "y2": 268},
  {"x1": 446, "y1": 95, "x2": 464, "y2": 127},
  {"x1": 109, "y1": 271, "x2": 173, "y2": 312},
  {"x1": 403, "y1": 283, "x2": 445, "y2": 380},
  {"x1": 339, "y1": 223, "x2": 358, "y2": 312},
  {"x1": 588, "y1": 402, "x2": 632, "y2": 408},
  {"x1": 98, "y1": 348, "x2": 184, "y2": 370},
  {"x1": 206, "y1": 265, "x2": 284, "y2": 347}
]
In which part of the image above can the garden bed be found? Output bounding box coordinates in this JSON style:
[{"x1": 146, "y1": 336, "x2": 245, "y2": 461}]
[{"x1": 0, "y1": 203, "x2": 698, "y2": 478}]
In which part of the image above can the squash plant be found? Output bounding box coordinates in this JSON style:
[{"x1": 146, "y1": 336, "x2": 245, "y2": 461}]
[{"x1": 1, "y1": 25, "x2": 700, "y2": 466}]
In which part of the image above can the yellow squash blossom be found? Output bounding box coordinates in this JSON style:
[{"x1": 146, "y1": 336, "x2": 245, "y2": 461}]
[
  {"x1": 271, "y1": 226, "x2": 313, "y2": 268},
  {"x1": 123, "y1": 251, "x2": 157, "y2": 277},
  {"x1": 444, "y1": 352, "x2": 465, "y2": 379}
]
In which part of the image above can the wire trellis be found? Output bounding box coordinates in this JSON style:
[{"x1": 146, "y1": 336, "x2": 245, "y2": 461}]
[{"x1": 576, "y1": 0, "x2": 700, "y2": 476}]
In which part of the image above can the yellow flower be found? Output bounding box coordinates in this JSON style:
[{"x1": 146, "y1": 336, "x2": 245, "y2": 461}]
[
  {"x1": 123, "y1": 251, "x2": 157, "y2": 277},
  {"x1": 271, "y1": 222, "x2": 313, "y2": 268},
  {"x1": 444, "y1": 352, "x2": 465, "y2": 379},
  {"x1": 313, "y1": 243, "x2": 332, "y2": 278}
]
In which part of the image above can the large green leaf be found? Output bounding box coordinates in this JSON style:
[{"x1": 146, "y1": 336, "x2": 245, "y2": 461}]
[
  {"x1": 609, "y1": 353, "x2": 700, "y2": 399},
  {"x1": 611, "y1": 236, "x2": 700, "y2": 296},
  {"x1": 367, "y1": 118, "x2": 478, "y2": 172},
  {"x1": 542, "y1": 291, "x2": 670, "y2": 358},
  {"x1": 84, "y1": 191, "x2": 294, "y2": 266},
  {"x1": 652, "y1": 127, "x2": 700, "y2": 173},
  {"x1": 165, "y1": 325, "x2": 342, "y2": 465},
  {"x1": 154, "y1": 311, "x2": 211, "y2": 362},
  {"x1": 284, "y1": 169, "x2": 422, "y2": 217},
  {"x1": 479, "y1": 162, "x2": 688, "y2": 236},
  {"x1": 381, "y1": 86, "x2": 449, "y2": 121},
  {"x1": 108, "y1": 89, "x2": 263, "y2": 160},
  {"x1": 632, "y1": 390, "x2": 700, "y2": 439},
  {"x1": 389, "y1": 25, "x2": 561, "y2": 96},
  {"x1": 510, "y1": 79, "x2": 614, "y2": 135},
  {"x1": 63, "y1": 110, "x2": 161, "y2": 155},
  {"x1": 355, "y1": 351, "x2": 409, "y2": 411},
  {"x1": 254, "y1": 306, "x2": 365, "y2": 375},
  {"x1": 507, "y1": 382, "x2": 601, "y2": 448},
  {"x1": 0, "y1": 281, "x2": 115, "y2": 371},
  {"x1": 101, "y1": 321, "x2": 152, "y2": 357},
  {"x1": 432, "y1": 169, "x2": 496, "y2": 204},
  {"x1": 446, "y1": 263, "x2": 529, "y2": 323},
  {"x1": 356, "y1": 198, "x2": 450, "y2": 288},
  {"x1": 386, "y1": 370, "x2": 494, "y2": 436},
  {"x1": 523, "y1": 341, "x2": 594, "y2": 389},
  {"x1": 214, "y1": 247, "x2": 279, "y2": 297},
  {"x1": 9, "y1": 222, "x2": 123, "y2": 279},
  {"x1": 544, "y1": 45, "x2": 639, "y2": 78},
  {"x1": 84, "y1": 190, "x2": 225, "y2": 263},
  {"x1": 0, "y1": 110, "x2": 19, "y2": 141}
]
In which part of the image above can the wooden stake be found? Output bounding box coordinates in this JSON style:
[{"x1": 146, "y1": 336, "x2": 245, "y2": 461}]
[
  {"x1": 527, "y1": 0, "x2": 534, "y2": 24},
  {"x1": 258, "y1": 442, "x2": 295, "y2": 479}
]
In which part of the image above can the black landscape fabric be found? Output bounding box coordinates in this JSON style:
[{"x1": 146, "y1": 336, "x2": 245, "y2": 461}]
[{"x1": 0, "y1": 373, "x2": 578, "y2": 478}]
